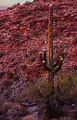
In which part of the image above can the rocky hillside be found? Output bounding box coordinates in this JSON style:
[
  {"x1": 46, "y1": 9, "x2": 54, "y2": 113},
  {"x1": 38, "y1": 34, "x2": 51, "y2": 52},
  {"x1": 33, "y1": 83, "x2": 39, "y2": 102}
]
[{"x1": 0, "y1": 0, "x2": 77, "y2": 119}]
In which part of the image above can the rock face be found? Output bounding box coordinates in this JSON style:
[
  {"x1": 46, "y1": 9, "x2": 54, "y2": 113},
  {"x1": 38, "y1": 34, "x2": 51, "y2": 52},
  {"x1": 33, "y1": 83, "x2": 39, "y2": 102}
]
[{"x1": 0, "y1": 0, "x2": 77, "y2": 119}]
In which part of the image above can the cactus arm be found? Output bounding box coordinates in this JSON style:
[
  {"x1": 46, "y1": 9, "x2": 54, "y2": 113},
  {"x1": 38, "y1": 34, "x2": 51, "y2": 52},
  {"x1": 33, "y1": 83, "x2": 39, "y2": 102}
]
[
  {"x1": 43, "y1": 49, "x2": 47, "y2": 65},
  {"x1": 42, "y1": 61, "x2": 52, "y2": 71},
  {"x1": 53, "y1": 57, "x2": 63, "y2": 73},
  {"x1": 53, "y1": 60, "x2": 59, "y2": 68},
  {"x1": 39, "y1": 52, "x2": 43, "y2": 64},
  {"x1": 53, "y1": 56, "x2": 62, "y2": 68}
]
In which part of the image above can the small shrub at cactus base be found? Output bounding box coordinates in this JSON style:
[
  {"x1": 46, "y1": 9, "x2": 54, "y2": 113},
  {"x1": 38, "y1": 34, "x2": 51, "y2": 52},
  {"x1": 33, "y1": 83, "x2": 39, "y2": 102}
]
[{"x1": 27, "y1": 72, "x2": 77, "y2": 119}]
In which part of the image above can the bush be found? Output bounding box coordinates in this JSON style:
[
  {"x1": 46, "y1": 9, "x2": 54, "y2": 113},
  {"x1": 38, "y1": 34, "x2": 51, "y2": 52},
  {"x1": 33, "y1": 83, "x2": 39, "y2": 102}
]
[
  {"x1": 18, "y1": 6, "x2": 25, "y2": 9},
  {"x1": 33, "y1": 12, "x2": 42, "y2": 18},
  {"x1": 28, "y1": 56, "x2": 35, "y2": 62},
  {"x1": 0, "y1": 52, "x2": 4, "y2": 58},
  {"x1": 13, "y1": 75, "x2": 19, "y2": 81},
  {"x1": 32, "y1": 30, "x2": 38, "y2": 35},
  {"x1": 26, "y1": 72, "x2": 77, "y2": 119},
  {"x1": 30, "y1": 47, "x2": 38, "y2": 54},
  {"x1": 53, "y1": 30, "x2": 61, "y2": 37},
  {"x1": 10, "y1": 20, "x2": 21, "y2": 25},
  {"x1": 2, "y1": 79, "x2": 12, "y2": 86},
  {"x1": 56, "y1": 72, "x2": 77, "y2": 105},
  {"x1": 8, "y1": 63, "x2": 16, "y2": 68},
  {"x1": 0, "y1": 72, "x2": 4, "y2": 79},
  {"x1": 12, "y1": 32, "x2": 20, "y2": 38},
  {"x1": 15, "y1": 89, "x2": 27, "y2": 103},
  {"x1": 12, "y1": 2, "x2": 20, "y2": 8},
  {"x1": 20, "y1": 64, "x2": 27, "y2": 71},
  {"x1": 72, "y1": 36, "x2": 77, "y2": 45},
  {"x1": 6, "y1": 70, "x2": 13, "y2": 79}
]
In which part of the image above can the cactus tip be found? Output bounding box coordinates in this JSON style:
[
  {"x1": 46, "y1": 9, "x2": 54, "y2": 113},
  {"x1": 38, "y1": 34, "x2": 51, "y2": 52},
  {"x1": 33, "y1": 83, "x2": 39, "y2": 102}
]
[
  {"x1": 60, "y1": 58, "x2": 63, "y2": 61},
  {"x1": 49, "y1": 4, "x2": 53, "y2": 7},
  {"x1": 44, "y1": 49, "x2": 46, "y2": 51},
  {"x1": 39, "y1": 52, "x2": 42, "y2": 54},
  {"x1": 42, "y1": 61, "x2": 45, "y2": 63}
]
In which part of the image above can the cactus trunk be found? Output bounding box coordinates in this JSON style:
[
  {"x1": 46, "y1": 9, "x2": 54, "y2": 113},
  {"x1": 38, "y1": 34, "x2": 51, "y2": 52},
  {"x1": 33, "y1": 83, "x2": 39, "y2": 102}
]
[{"x1": 48, "y1": 5, "x2": 54, "y2": 89}]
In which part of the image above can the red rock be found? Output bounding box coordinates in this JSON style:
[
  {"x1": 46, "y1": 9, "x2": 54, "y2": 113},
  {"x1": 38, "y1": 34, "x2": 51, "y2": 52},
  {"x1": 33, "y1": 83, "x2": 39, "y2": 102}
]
[{"x1": 22, "y1": 115, "x2": 34, "y2": 120}]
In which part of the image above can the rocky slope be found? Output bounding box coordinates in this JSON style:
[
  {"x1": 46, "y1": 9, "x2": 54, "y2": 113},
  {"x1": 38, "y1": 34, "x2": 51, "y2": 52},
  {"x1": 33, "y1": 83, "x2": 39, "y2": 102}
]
[{"x1": 0, "y1": 0, "x2": 77, "y2": 119}]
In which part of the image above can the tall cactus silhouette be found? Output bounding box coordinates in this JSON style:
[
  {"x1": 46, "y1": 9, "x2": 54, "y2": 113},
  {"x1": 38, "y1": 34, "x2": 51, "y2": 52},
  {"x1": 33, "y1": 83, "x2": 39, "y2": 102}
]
[{"x1": 39, "y1": 4, "x2": 63, "y2": 92}]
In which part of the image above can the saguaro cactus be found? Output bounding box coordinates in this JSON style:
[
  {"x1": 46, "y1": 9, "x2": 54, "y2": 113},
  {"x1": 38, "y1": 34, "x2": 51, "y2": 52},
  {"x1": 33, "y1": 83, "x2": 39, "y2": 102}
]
[{"x1": 39, "y1": 4, "x2": 63, "y2": 92}]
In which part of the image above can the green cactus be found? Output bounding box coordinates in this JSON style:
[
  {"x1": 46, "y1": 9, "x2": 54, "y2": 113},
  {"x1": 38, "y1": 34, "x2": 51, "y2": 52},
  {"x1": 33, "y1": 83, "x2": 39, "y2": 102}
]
[{"x1": 39, "y1": 4, "x2": 63, "y2": 92}]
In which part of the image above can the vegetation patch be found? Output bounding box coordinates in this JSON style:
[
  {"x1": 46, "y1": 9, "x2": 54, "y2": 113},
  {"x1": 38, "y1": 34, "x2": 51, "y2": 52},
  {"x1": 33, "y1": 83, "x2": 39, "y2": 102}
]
[
  {"x1": 20, "y1": 64, "x2": 27, "y2": 71},
  {"x1": 72, "y1": 36, "x2": 77, "y2": 45},
  {"x1": 28, "y1": 56, "x2": 35, "y2": 62},
  {"x1": 10, "y1": 20, "x2": 21, "y2": 25},
  {"x1": 13, "y1": 75, "x2": 19, "y2": 81},
  {"x1": 2, "y1": 79, "x2": 12, "y2": 86},
  {"x1": 30, "y1": 47, "x2": 38, "y2": 54},
  {"x1": 0, "y1": 52, "x2": 4, "y2": 58},
  {"x1": 6, "y1": 70, "x2": 13, "y2": 79},
  {"x1": 26, "y1": 72, "x2": 77, "y2": 119},
  {"x1": 32, "y1": 30, "x2": 38, "y2": 35},
  {"x1": 12, "y1": 32, "x2": 20, "y2": 38},
  {"x1": 18, "y1": 6, "x2": 25, "y2": 9}
]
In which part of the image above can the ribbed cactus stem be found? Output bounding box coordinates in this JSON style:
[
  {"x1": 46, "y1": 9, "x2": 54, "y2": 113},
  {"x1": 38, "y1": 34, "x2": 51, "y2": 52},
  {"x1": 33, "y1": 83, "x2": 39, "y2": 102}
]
[
  {"x1": 48, "y1": 4, "x2": 54, "y2": 84},
  {"x1": 48, "y1": 4, "x2": 53, "y2": 67}
]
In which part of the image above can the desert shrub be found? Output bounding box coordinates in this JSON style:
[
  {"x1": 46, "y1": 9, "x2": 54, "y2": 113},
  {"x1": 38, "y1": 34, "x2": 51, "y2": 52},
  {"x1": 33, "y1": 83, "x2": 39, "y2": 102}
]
[
  {"x1": 12, "y1": 32, "x2": 20, "y2": 38},
  {"x1": 0, "y1": 52, "x2": 4, "y2": 57},
  {"x1": 2, "y1": 79, "x2": 12, "y2": 86},
  {"x1": 42, "y1": 0, "x2": 46, "y2": 1},
  {"x1": 8, "y1": 64, "x2": 14, "y2": 68},
  {"x1": 6, "y1": 70, "x2": 13, "y2": 79},
  {"x1": 27, "y1": 80, "x2": 56, "y2": 104},
  {"x1": 58, "y1": 21, "x2": 63, "y2": 26},
  {"x1": 56, "y1": 72, "x2": 77, "y2": 105},
  {"x1": 0, "y1": 98, "x2": 4, "y2": 106},
  {"x1": 32, "y1": 30, "x2": 38, "y2": 35},
  {"x1": 13, "y1": 75, "x2": 19, "y2": 81},
  {"x1": 0, "y1": 40, "x2": 4, "y2": 44},
  {"x1": 20, "y1": 64, "x2": 27, "y2": 71},
  {"x1": 26, "y1": 72, "x2": 77, "y2": 119},
  {"x1": 15, "y1": 89, "x2": 27, "y2": 103},
  {"x1": 0, "y1": 72, "x2": 4, "y2": 79},
  {"x1": 8, "y1": 63, "x2": 15, "y2": 68},
  {"x1": 28, "y1": 56, "x2": 35, "y2": 62},
  {"x1": 8, "y1": 61, "x2": 18, "y2": 68},
  {"x1": 10, "y1": 20, "x2": 21, "y2": 25},
  {"x1": 30, "y1": 47, "x2": 38, "y2": 54},
  {"x1": 33, "y1": 12, "x2": 42, "y2": 18},
  {"x1": 53, "y1": 30, "x2": 61, "y2": 37},
  {"x1": 18, "y1": 6, "x2": 25, "y2": 9},
  {"x1": 12, "y1": 2, "x2": 20, "y2": 8},
  {"x1": 24, "y1": 1, "x2": 31, "y2": 5},
  {"x1": 72, "y1": 36, "x2": 77, "y2": 45}
]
